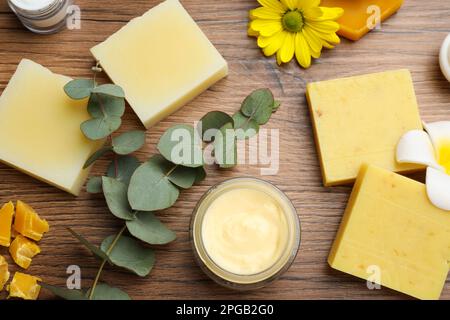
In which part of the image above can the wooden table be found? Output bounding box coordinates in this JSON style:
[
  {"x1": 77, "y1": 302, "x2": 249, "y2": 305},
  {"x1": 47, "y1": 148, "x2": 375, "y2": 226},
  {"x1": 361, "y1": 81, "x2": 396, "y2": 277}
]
[{"x1": 0, "y1": 0, "x2": 449, "y2": 300}]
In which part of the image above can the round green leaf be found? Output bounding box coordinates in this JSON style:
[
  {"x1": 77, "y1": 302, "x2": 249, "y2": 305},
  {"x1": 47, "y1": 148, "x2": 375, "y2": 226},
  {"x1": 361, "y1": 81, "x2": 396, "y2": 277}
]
[
  {"x1": 67, "y1": 228, "x2": 110, "y2": 262},
  {"x1": 232, "y1": 112, "x2": 259, "y2": 140},
  {"x1": 126, "y1": 212, "x2": 176, "y2": 245},
  {"x1": 198, "y1": 111, "x2": 233, "y2": 141},
  {"x1": 128, "y1": 155, "x2": 180, "y2": 211},
  {"x1": 112, "y1": 130, "x2": 146, "y2": 155},
  {"x1": 167, "y1": 165, "x2": 198, "y2": 189},
  {"x1": 194, "y1": 167, "x2": 207, "y2": 183},
  {"x1": 41, "y1": 283, "x2": 87, "y2": 300},
  {"x1": 88, "y1": 283, "x2": 131, "y2": 300},
  {"x1": 64, "y1": 79, "x2": 95, "y2": 100},
  {"x1": 81, "y1": 116, "x2": 122, "y2": 140},
  {"x1": 157, "y1": 124, "x2": 203, "y2": 168},
  {"x1": 101, "y1": 235, "x2": 155, "y2": 277},
  {"x1": 241, "y1": 88, "x2": 274, "y2": 125},
  {"x1": 272, "y1": 100, "x2": 281, "y2": 112},
  {"x1": 213, "y1": 123, "x2": 237, "y2": 168},
  {"x1": 107, "y1": 155, "x2": 140, "y2": 185},
  {"x1": 86, "y1": 176, "x2": 103, "y2": 194},
  {"x1": 83, "y1": 146, "x2": 112, "y2": 169},
  {"x1": 88, "y1": 94, "x2": 125, "y2": 119},
  {"x1": 102, "y1": 177, "x2": 134, "y2": 220},
  {"x1": 91, "y1": 84, "x2": 125, "y2": 98}
]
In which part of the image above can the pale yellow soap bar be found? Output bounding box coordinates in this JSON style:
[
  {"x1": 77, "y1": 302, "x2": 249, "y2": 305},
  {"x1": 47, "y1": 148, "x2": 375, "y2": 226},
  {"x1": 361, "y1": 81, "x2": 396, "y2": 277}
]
[
  {"x1": 329, "y1": 164, "x2": 450, "y2": 300},
  {"x1": 91, "y1": 0, "x2": 228, "y2": 128},
  {"x1": 0, "y1": 59, "x2": 103, "y2": 196},
  {"x1": 307, "y1": 70, "x2": 424, "y2": 186}
]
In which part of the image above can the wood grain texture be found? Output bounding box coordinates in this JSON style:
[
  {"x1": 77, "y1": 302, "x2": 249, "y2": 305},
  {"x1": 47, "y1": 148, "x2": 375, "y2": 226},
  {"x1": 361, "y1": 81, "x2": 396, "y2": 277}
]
[{"x1": 0, "y1": 0, "x2": 449, "y2": 300}]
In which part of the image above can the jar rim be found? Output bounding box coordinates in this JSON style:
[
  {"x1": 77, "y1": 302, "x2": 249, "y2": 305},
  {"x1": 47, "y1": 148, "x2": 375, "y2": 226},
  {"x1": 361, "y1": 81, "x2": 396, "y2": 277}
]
[
  {"x1": 190, "y1": 177, "x2": 301, "y2": 290},
  {"x1": 8, "y1": 0, "x2": 61, "y2": 17}
]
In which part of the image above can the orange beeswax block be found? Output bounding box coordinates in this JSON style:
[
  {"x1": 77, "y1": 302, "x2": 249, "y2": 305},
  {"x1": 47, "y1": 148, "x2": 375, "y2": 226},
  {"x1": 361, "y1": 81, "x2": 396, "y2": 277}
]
[
  {"x1": 0, "y1": 201, "x2": 14, "y2": 247},
  {"x1": 0, "y1": 255, "x2": 9, "y2": 291},
  {"x1": 9, "y1": 235, "x2": 41, "y2": 269},
  {"x1": 321, "y1": 0, "x2": 404, "y2": 41},
  {"x1": 13, "y1": 201, "x2": 49, "y2": 242},
  {"x1": 7, "y1": 272, "x2": 41, "y2": 300}
]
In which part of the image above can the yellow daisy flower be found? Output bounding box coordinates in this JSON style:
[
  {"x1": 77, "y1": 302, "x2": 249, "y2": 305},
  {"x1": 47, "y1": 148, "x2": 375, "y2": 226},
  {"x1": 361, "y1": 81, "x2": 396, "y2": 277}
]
[{"x1": 248, "y1": 0, "x2": 344, "y2": 68}]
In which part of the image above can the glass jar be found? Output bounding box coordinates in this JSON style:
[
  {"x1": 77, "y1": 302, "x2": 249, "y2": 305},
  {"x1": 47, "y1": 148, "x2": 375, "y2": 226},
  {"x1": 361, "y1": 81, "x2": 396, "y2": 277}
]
[
  {"x1": 190, "y1": 177, "x2": 301, "y2": 290},
  {"x1": 7, "y1": 0, "x2": 73, "y2": 34}
]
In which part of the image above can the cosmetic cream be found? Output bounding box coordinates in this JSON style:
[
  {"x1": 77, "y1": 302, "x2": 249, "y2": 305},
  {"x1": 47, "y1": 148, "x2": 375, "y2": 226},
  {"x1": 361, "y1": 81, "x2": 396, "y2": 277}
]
[
  {"x1": 8, "y1": 0, "x2": 72, "y2": 34},
  {"x1": 191, "y1": 178, "x2": 300, "y2": 290}
]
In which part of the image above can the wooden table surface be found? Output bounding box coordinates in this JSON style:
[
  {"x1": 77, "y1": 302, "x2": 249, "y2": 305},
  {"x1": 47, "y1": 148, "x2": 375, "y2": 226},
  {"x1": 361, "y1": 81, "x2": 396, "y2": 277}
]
[{"x1": 0, "y1": 0, "x2": 449, "y2": 300}]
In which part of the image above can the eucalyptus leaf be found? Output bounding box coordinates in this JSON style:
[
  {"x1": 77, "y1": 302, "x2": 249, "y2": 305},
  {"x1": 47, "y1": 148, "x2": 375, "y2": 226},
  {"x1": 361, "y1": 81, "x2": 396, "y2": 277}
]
[
  {"x1": 86, "y1": 176, "x2": 103, "y2": 194},
  {"x1": 87, "y1": 283, "x2": 131, "y2": 300},
  {"x1": 102, "y1": 177, "x2": 134, "y2": 220},
  {"x1": 92, "y1": 84, "x2": 125, "y2": 98},
  {"x1": 81, "y1": 116, "x2": 122, "y2": 140},
  {"x1": 194, "y1": 167, "x2": 207, "y2": 183},
  {"x1": 88, "y1": 93, "x2": 125, "y2": 119},
  {"x1": 167, "y1": 165, "x2": 198, "y2": 189},
  {"x1": 241, "y1": 88, "x2": 274, "y2": 125},
  {"x1": 67, "y1": 228, "x2": 110, "y2": 262},
  {"x1": 272, "y1": 100, "x2": 281, "y2": 112},
  {"x1": 213, "y1": 123, "x2": 237, "y2": 168},
  {"x1": 112, "y1": 130, "x2": 146, "y2": 155},
  {"x1": 41, "y1": 283, "x2": 87, "y2": 300},
  {"x1": 83, "y1": 146, "x2": 112, "y2": 169},
  {"x1": 198, "y1": 111, "x2": 233, "y2": 141},
  {"x1": 64, "y1": 79, "x2": 95, "y2": 100},
  {"x1": 157, "y1": 124, "x2": 203, "y2": 168},
  {"x1": 126, "y1": 212, "x2": 176, "y2": 245},
  {"x1": 107, "y1": 155, "x2": 140, "y2": 185},
  {"x1": 101, "y1": 235, "x2": 155, "y2": 277},
  {"x1": 232, "y1": 112, "x2": 259, "y2": 140},
  {"x1": 128, "y1": 155, "x2": 180, "y2": 211}
]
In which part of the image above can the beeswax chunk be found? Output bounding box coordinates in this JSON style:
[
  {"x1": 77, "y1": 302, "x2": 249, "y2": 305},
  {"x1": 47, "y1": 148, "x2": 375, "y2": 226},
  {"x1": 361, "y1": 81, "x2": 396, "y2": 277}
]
[
  {"x1": 329, "y1": 164, "x2": 450, "y2": 300},
  {"x1": 307, "y1": 69, "x2": 423, "y2": 186},
  {"x1": 9, "y1": 235, "x2": 41, "y2": 269},
  {"x1": 0, "y1": 201, "x2": 14, "y2": 247},
  {"x1": 321, "y1": 0, "x2": 404, "y2": 41},
  {"x1": 0, "y1": 255, "x2": 9, "y2": 291},
  {"x1": 13, "y1": 201, "x2": 49, "y2": 242},
  {"x1": 91, "y1": 0, "x2": 228, "y2": 128},
  {"x1": 0, "y1": 59, "x2": 104, "y2": 196},
  {"x1": 8, "y1": 272, "x2": 41, "y2": 300}
]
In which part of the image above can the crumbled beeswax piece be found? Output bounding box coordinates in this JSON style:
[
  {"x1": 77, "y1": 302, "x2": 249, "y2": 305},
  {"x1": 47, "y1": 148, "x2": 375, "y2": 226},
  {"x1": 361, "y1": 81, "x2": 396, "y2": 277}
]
[
  {"x1": 321, "y1": 0, "x2": 404, "y2": 41},
  {"x1": 307, "y1": 69, "x2": 423, "y2": 186},
  {"x1": 8, "y1": 272, "x2": 41, "y2": 300},
  {"x1": 9, "y1": 235, "x2": 41, "y2": 269},
  {"x1": 329, "y1": 164, "x2": 450, "y2": 300},
  {"x1": 13, "y1": 201, "x2": 49, "y2": 242},
  {"x1": 0, "y1": 59, "x2": 104, "y2": 196},
  {"x1": 0, "y1": 255, "x2": 10, "y2": 291},
  {"x1": 91, "y1": 0, "x2": 228, "y2": 128},
  {"x1": 0, "y1": 201, "x2": 14, "y2": 247}
]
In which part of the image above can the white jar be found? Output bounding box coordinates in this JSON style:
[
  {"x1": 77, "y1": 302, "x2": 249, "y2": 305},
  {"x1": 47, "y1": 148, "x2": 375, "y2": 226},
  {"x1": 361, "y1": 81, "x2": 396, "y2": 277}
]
[{"x1": 7, "y1": 0, "x2": 73, "y2": 34}]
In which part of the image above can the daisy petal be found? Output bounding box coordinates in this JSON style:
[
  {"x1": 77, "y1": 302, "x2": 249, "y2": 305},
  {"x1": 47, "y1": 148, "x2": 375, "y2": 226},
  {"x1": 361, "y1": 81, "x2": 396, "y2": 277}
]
[
  {"x1": 251, "y1": 19, "x2": 283, "y2": 37},
  {"x1": 281, "y1": 0, "x2": 298, "y2": 10},
  {"x1": 262, "y1": 31, "x2": 287, "y2": 56},
  {"x1": 423, "y1": 121, "x2": 450, "y2": 150},
  {"x1": 248, "y1": 24, "x2": 260, "y2": 37},
  {"x1": 302, "y1": 27, "x2": 322, "y2": 53},
  {"x1": 257, "y1": 0, "x2": 287, "y2": 13},
  {"x1": 306, "y1": 26, "x2": 340, "y2": 44},
  {"x1": 307, "y1": 7, "x2": 344, "y2": 21},
  {"x1": 279, "y1": 32, "x2": 296, "y2": 63},
  {"x1": 297, "y1": 0, "x2": 320, "y2": 10},
  {"x1": 303, "y1": 7, "x2": 323, "y2": 20},
  {"x1": 295, "y1": 33, "x2": 311, "y2": 68},
  {"x1": 396, "y1": 130, "x2": 441, "y2": 170},
  {"x1": 250, "y1": 7, "x2": 284, "y2": 20},
  {"x1": 426, "y1": 167, "x2": 450, "y2": 211},
  {"x1": 307, "y1": 20, "x2": 340, "y2": 33}
]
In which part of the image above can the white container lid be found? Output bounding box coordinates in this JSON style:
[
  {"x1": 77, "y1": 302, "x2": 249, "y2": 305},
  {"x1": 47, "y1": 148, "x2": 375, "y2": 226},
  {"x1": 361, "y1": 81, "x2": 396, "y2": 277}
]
[
  {"x1": 10, "y1": 0, "x2": 55, "y2": 11},
  {"x1": 440, "y1": 33, "x2": 450, "y2": 83}
]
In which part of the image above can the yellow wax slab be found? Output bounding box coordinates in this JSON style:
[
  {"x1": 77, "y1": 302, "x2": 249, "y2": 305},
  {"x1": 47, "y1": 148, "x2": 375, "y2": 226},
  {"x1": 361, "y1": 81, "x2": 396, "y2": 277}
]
[
  {"x1": 329, "y1": 164, "x2": 450, "y2": 300},
  {"x1": 0, "y1": 59, "x2": 103, "y2": 196},
  {"x1": 91, "y1": 0, "x2": 228, "y2": 129},
  {"x1": 307, "y1": 69, "x2": 424, "y2": 186}
]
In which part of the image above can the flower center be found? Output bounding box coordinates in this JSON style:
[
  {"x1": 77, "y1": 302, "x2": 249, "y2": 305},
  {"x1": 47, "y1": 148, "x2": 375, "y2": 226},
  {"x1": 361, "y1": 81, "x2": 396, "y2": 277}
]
[
  {"x1": 437, "y1": 140, "x2": 450, "y2": 175},
  {"x1": 282, "y1": 10, "x2": 304, "y2": 33}
]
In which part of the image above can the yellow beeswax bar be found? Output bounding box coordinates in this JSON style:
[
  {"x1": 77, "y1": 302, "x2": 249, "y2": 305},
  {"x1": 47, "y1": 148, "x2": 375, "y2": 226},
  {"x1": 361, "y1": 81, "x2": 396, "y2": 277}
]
[
  {"x1": 0, "y1": 59, "x2": 104, "y2": 196},
  {"x1": 9, "y1": 235, "x2": 41, "y2": 269},
  {"x1": 307, "y1": 69, "x2": 423, "y2": 186},
  {"x1": 13, "y1": 201, "x2": 49, "y2": 242},
  {"x1": 0, "y1": 255, "x2": 9, "y2": 291},
  {"x1": 0, "y1": 201, "x2": 14, "y2": 247},
  {"x1": 329, "y1": 164, "x2": 450, "y2": 300},
  {"x1": 91, "y1": 0, "x2": 228, "y2": 128},
  {"x1": 8, "y1": 272, "x2": 41, "y2": 300}
]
